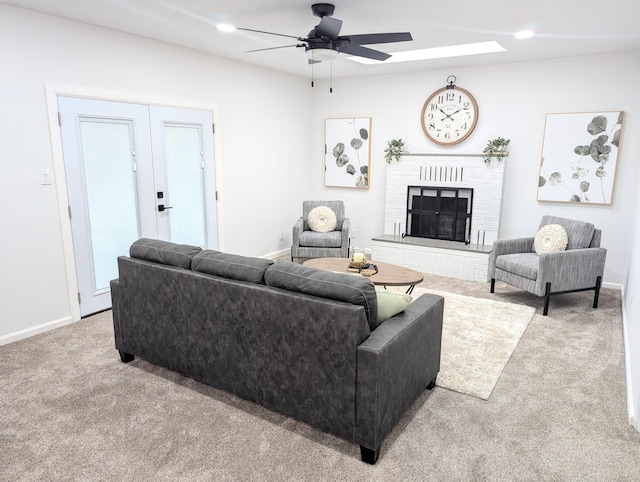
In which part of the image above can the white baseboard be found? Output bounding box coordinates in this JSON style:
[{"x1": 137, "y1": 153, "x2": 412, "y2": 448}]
[
  {"x1": 0, "y1": 316, "x2": 74, "y2": 346},
  {"x1": 603, "y1": 281, "x2": 623, "y2": 291},
  {"x1": 261, "y1": 248, "x2": 290, "y2": 261}
]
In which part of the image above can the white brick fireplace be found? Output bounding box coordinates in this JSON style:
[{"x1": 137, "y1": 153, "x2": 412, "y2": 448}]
[{"x1": 372, "y1": 155, "x2": 507, "y2": 282}]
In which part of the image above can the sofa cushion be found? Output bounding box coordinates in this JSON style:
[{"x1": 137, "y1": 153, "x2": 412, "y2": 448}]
[
  {"x1": 265, "y1": 261, "x2": 379, "y2": 329},
  {"x1": 307, "y1": 206, "x2": 337, "y2": 233},
  {"x1": 299, "y1": 230, "x2": 342, "y2": 248},
  {"x1": 376, "y1": 289, "x2": 413, "y2": 323},
  {"x1": 534, "y1": 224, "x2": 568, "y2": 255},
  {"x1": 192, "y1": 250, "x2": 273, "y2": 284},
  {"x1": 129, "y1": 238, "x2": 202, "y2": 269},
  {"x1": 495, "y1": 252, "x2": 539, "y2": 281},
  {"x1": 539, "y1": 216, "x2": 595, "y2": 250}
]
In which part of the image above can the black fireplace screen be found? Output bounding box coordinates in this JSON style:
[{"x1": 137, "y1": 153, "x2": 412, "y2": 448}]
[{"x1": 406, "y1": 186, "x2": 473, "y2": 243}]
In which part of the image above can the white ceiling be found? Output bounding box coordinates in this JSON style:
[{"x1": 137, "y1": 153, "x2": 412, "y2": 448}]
[{"x1": 4, "y1": 0, "x2": 640, "y2": 79}]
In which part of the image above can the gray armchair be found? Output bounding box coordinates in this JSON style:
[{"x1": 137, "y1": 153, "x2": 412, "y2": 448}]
[
  {"x1": 489, "y1": 216, "x2": 606, "y2": 315},
  {"x1": 291, "y1": 200, "x2": 350, "y2": 261}
]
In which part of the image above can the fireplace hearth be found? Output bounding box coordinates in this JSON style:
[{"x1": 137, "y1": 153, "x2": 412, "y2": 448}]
[{"x1": 405, "y1": 186, "x2": 473, "y2": 243}]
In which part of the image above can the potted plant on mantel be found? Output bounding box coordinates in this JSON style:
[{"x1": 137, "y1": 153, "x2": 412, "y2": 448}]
[
  {"x1": 482, "y1": 137, "x2": 510, "y2": 163},
  {"x1": 384, "y1": 139, "x2": 406, "y2": 163}
]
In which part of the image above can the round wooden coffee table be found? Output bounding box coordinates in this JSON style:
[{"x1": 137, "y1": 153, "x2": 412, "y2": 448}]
[{"x1": 302, "y1": 258, "x2": 423, "y2": 294}]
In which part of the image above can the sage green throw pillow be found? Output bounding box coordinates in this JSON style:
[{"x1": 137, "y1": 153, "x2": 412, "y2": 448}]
[{"x1": 376, "y1": 289, "x2": 413, "y2": 323}]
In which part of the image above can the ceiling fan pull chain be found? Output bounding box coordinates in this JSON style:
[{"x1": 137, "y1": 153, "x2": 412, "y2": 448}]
[{"x1": 330, "y1": 61, "x2": 333, "y2": 93}]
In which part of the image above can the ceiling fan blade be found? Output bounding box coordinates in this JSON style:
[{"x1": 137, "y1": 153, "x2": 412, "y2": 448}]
[
  {"x1": 340, "y1": 32, "x2": 413, "y2": 45},
  {"x1": 315, "y1": 16, "x2": 342, "y2": 40},
  {"x1": 339, "y1": 43, "x2": 391, "y2": 61},
  {"x1": 245, "y1": 44, "x2": 301, "y2": 53},
  {"x1": 237, "y1": 27, "x2": 301, "y2": 41}
]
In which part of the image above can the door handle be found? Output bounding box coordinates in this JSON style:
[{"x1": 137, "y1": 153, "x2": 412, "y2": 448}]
[{"x1": 158, "y1": 204, "x2": 173, "y2": 212}]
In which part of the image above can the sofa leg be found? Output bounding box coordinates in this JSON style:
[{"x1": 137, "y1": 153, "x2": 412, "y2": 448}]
[
  {"x1": 543, "y1": 282, "x2": 551, "y2": 316},
  {"x1": 427, "y1": 376, "x2": 437, "y2": 390},
  {"x1": 360, "y1": 446, "x2": 380, "y2": 465},
  {"x1": 490, "y1": 278, "x2": 495, "y2": 293},
  {"x1": 593, "y1": 276, "x2": 602, "y2": 308},
  {"x1": 119, "y1": 350, "x2": 134, "y2": 363}
]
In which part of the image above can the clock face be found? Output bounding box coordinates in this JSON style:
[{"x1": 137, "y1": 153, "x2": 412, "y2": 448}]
[{"x1": 421, "y1": 86, "x2": 478, "y2": 145}]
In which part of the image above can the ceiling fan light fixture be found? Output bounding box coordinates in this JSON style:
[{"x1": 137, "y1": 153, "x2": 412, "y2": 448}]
[{"x1": 306, "y1": 46, "x2": 340, "y2": 62}]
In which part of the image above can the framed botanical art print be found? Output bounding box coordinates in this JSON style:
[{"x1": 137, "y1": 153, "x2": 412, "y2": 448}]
[
  {"x1": 537, "y1": 111, "x2": 623, "y2": 204},
  {"x1": 325, "y1": 117, "x2": 371, "y2": 189}
]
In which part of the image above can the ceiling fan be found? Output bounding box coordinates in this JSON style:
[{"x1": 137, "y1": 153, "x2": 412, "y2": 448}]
[{"x1": 238, "y1": 3, "x2": 413, "y2": 64}]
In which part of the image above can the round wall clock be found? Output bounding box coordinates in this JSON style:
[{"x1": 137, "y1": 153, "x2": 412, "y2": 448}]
[{"x1": 421, "y1": 80, "x2": 478, "y2": 146}]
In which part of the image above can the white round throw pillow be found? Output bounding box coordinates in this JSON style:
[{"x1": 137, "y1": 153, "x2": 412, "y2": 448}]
[
  {"x1": 307, "y1": 206, "x2": 337, "y2": 233},
  {"x1": 534, "y1": 224, "x2": 569, "y2": 255}
]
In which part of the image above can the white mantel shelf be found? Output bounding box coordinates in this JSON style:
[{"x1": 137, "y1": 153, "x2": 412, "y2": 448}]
[{"x1": 400, "y1": 152, "x2": 509, "y2": 158}]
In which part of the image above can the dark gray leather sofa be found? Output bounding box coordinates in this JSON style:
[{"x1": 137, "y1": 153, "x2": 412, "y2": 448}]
[{"x1": 111, "y1": 238, "x2": 444, "y2": 464}]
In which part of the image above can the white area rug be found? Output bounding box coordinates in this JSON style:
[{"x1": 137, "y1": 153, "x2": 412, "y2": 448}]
[{"x1": 408, "y1": 287, "x2": 536, "y2": 400}]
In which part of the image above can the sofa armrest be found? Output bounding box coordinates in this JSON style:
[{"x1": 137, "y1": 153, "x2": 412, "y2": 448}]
[
  {"x1": 538, "y1": 247, "x2": 607, "y2": 292},
  {"x1": 356, "y1": 293, "x2": 444, "y2": 453},
  {"x1": 292, "y1": 217, "x2": 304, "y2": 248},
  {"x1": 489, "y1": 237, "x2": 535, "y2": 278}
]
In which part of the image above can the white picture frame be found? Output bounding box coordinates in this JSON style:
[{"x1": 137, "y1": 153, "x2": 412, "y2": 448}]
[
  {"x1": 324, "y1": 117, "x2": 371, "y2": 189},
  {"x1": 537, "y1": 111, "x2": 623, "y2": 205}
]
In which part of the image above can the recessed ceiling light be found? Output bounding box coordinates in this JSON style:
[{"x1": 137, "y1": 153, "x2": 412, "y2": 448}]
[
  {"x1": 217, "y1": 23, "x2": 236, "y2": 33},
  {"x1": 515, "y1": 30, "x2": 534, "y2": 39},
  {"x1": 347, "y1": 41, "x2": 505, "y2": 65}
]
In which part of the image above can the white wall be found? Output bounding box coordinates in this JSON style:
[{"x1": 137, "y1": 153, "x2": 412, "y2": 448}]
[
  {"x1": 309, "y1": 52, "x2": 640, "y2": 288},
  {"x1": 0, "y1": 5, "x2": 311, "y2": 341},
  {"x1": 624, "y1": 189, "x2": 640, "y2": 430}
]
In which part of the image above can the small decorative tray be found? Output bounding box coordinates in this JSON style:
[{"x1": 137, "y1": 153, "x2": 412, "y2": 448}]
[
  {"x1": 347, "y1": 263, "x2": 378, "y2": 277},
  {"x1": 349, "y1": 259, "x2": 368, "y2": 269}
]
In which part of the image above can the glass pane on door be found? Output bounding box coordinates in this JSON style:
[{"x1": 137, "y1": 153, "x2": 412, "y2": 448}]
[
  {"x1": 163, "y1": 123, "x2": 206, "y2": 246},
  {"x1": 80, "y1": 119, "x2": 139, "y2": 291}
]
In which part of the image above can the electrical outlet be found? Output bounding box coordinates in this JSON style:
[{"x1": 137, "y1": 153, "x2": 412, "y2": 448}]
[
  {"x1": 351, "y1": 228, "x2": 357, "y2": 238},
  {"x1": 279, "y1": 231, "x2": 285, "y2": 242}
]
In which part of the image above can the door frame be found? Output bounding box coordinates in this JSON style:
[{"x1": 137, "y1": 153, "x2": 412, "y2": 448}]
[{"x1": 45, "y1": 83, "x2": 225, "y2": 322}]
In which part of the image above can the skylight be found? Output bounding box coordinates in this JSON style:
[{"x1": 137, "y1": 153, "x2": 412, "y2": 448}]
[{"x1": 346, "y1": 41, "x2": 505, "y2": 65}]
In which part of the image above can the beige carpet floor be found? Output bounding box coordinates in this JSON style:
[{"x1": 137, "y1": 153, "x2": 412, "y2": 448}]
[{"x1": 1, "y1": 273, "x2": 639, "y2": 481}]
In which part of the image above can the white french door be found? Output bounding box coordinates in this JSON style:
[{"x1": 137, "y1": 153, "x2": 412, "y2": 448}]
[
  {"x1": 149, "y1": 106, "x2": 217, "y2": 245},
  {"x1": 59, "y1": 97, "x2": 218, "y2": 316}
]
